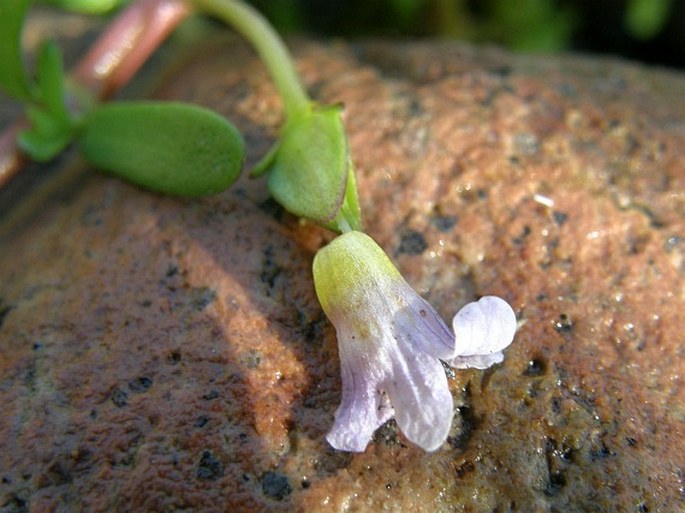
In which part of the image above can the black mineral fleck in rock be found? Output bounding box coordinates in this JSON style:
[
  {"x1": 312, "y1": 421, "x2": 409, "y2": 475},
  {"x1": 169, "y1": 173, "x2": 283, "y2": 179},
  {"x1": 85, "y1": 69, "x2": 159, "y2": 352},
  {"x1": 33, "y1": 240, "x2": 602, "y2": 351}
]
[
  {"x1": 189, "y1": 287, "x2": 217, "y2": 311},
  {"x1": 128, "y1": 376, "x2": 153, "y2": 393},
  {"x1": 194, "y1": 415, "x2": 209, "y2": 428},
  {"x1": 261, "y1": 471, "x2": 292, "y2": 500},
  {"x1": 545, "y1": 470, "x2": 567, "y2": 496},
  {"x1": 523, "y1": 358, "x2": 547, "y2": 376},
  {"x1": 431, "y1": 214, "x2": 457, "y2": 232},
  {"x1": 197, "y1": 451, "x2": 223, "y2": 481},
  {"x1": 202, "y1": 389, "x2": 219, "y2": 400},
  {"x1": 512, "y1": 225, "x2": 531, "y2": 245},
  {"x1": 552, "y1": 211, "x2": 568, "y2": 226},
  {"x1": 554, "y1": 313, "x2": 573, "y2": 333},
  {"x1": 167, "y1": 351, "x2": 181, "y2": 365},
  {"x1": 0, "y1": 301, "x2": 12, "y2": 329},
  {"x1": 110, "y1": 388, "x2": 128, "y2": 407},
  {"x1": 398, "y1": 230, "x2": 427, "y2": 255},
  {"x1": 2, "y1": 494, "x2": 27, "y2": 513}
]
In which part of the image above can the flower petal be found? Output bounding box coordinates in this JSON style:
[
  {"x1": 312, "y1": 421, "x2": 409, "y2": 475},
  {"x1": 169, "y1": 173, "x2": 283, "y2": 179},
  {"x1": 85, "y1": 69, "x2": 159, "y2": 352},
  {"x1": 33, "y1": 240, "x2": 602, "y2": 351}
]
[
  {"x1": 393, "y1": 291, "x2": 455, "y2": 360},
  {"x1": 451, "y1": 351, "x2": 504, "y2": 370},
  {"x1": 448, "y1": 296, "x2": 517, "y2": 369},
  {"x1": 384, "y1": 336, "x2": 453, "y2": 452},
  {"x1": 326, "y1": 330, "x2": 394, "y2": 452}
]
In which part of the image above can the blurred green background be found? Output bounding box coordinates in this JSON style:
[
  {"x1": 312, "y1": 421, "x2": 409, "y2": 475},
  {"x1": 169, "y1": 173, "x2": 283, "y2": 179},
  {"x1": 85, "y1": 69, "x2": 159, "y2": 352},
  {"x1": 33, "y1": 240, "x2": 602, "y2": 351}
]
[{"x1": 248, "y1": 0, "x2": 685, "y2": 69}]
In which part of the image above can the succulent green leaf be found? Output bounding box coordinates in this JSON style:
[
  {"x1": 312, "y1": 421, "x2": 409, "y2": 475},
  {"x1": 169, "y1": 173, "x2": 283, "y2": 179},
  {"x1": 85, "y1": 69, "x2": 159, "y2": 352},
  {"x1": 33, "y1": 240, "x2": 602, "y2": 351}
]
[
  {"x1": 0, "y1": 0, "x2": 34, "y2": 101},
  {"x1": 36, "y1": 40, "x2": 71, "y2": 122},
  {"x1": 19, "y1": 104, "x2": 73, "y2": 161},
  {"x1": 79, "y1": 101, "x2": 245, "y2": 197},
  {"x1": 263, "y1": 104, "x2": 349, "y2": 224},
  {"x1": 0, "y1": 3, "x2": 75, "y2": 162},
  {"x1": 19, "y1": 124, "x2": 72, "y2": 161},
  {"x1": 25, "y1": 105, "x2": 62, "y2": 137}
]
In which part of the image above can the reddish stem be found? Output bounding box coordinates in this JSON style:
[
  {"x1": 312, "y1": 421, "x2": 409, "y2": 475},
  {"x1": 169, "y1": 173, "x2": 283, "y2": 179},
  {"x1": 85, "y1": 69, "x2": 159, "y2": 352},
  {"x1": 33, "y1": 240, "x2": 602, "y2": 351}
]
[
  {"x1": 0, "y1": 120, "x2": 29, "y2": 188},
  {"x1": 73, "y1": 0, "x2": 191, "y2": 99},
  {"x1": 0, "y1": 0, "x2": 191, "y2": 189}
]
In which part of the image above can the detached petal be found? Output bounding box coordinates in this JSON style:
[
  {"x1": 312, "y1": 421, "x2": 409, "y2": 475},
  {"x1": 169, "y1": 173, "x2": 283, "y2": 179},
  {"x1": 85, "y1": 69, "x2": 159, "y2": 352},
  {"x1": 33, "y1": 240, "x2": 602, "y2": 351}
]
[{"x1": 448, "y1": 296, "x2": 517, "y2": 369}]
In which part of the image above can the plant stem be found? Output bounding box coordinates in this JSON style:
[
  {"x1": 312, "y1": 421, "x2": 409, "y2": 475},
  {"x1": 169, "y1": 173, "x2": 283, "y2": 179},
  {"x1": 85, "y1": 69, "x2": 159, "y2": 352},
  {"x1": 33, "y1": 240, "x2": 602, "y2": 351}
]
[
  {"x1": 73, "y1": 0, "x2": 191, "y2": 99},
  {"x1": 190, "y1": 0, "x2": 310, "y2": 119}
]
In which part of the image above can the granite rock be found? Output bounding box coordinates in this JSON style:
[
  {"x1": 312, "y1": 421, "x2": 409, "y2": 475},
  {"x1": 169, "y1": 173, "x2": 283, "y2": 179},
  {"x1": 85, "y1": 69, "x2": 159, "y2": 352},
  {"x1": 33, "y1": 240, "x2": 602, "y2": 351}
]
[{"x1": 0, "y1": 33, "x2": 684, "y2": 512}]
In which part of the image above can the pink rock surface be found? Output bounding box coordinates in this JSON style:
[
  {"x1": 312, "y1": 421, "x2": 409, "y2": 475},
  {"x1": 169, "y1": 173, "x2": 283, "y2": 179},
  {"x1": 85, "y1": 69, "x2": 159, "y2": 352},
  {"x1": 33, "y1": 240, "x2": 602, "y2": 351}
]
[{"x1": 0, "y1": 34, "x2": 684, "y2": 512}]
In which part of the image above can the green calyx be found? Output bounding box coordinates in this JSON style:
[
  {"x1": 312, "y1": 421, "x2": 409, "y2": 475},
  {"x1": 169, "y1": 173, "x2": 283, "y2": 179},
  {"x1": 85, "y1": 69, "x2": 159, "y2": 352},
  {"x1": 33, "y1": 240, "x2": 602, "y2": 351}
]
[{"x1": 252, "y1": 103, "x2": 362, "y2": 232}]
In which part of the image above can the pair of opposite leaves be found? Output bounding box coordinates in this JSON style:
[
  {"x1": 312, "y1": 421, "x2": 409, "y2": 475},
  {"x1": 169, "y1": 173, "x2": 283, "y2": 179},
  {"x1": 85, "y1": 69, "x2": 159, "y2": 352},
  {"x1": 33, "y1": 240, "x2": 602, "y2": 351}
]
[{"x1": 82, "y1": 102, "x2": 355, "y2": 232}]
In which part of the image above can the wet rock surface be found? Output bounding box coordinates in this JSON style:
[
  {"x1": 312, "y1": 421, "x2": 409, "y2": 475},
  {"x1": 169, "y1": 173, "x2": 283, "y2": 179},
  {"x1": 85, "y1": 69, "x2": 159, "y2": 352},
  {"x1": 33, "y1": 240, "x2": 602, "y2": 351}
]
[{"x1": 1, "y1": 33, "x2": 684, "y2": 512}]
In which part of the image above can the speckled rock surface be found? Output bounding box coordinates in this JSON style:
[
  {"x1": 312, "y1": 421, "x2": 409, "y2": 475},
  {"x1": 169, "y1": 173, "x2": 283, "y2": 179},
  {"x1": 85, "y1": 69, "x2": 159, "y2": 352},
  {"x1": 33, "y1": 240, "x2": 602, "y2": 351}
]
[{"x1": 1, "y1": 32, "x2": 684, "y2": 513}]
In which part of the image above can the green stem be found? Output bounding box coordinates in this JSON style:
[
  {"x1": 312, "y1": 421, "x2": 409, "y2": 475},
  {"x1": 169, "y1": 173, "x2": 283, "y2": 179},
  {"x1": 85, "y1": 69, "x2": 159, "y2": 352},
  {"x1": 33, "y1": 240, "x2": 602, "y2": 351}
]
[{"x1": 190, "y1": 0, "x2": 310, "y2": 119}]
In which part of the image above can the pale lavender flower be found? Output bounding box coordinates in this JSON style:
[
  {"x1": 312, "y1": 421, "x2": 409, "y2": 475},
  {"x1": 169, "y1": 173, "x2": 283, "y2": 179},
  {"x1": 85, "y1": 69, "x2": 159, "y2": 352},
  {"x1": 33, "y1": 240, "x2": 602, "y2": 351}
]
[{"x1": 313, "y1": 231, "x2": 516, "y2": 452}]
